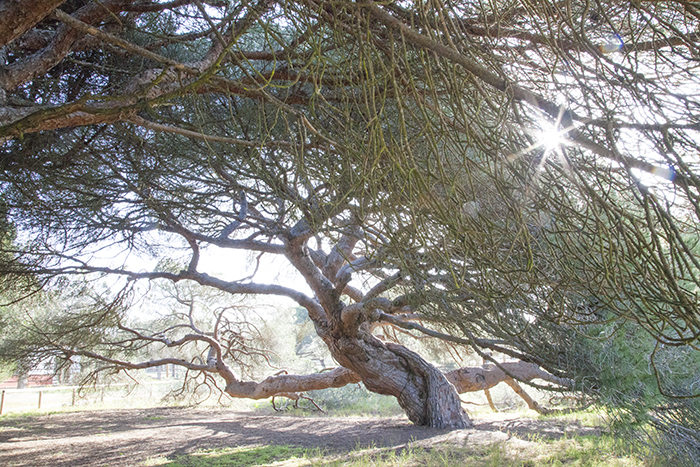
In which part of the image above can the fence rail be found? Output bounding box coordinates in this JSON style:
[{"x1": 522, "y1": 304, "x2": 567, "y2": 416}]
[{"x1": 0, "y1": 381, "x2": 182, "y2": 415}]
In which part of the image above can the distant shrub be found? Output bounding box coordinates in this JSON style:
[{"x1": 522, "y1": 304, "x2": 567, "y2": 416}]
[{"x1": 302, "y1": 384, "x2": 404, "y2": 417}]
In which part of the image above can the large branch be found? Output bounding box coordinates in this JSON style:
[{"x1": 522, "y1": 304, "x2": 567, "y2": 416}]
[
  {"x1": 180, "y1": 270, "x2": 326, "y2": 322},
  {"x1": 445, "y1": 361, "x2": 570, "y2": 393},
  {"x1": 0, "y1": 101, "x2": 135, "y2": 140},
  {"x1": 71, "y1": 344, "x2": 564, "y2": 414},
  {"x1": 284, "y1": 241, "x2": 337, "y2": 322},
  {"x1": 67, "y1": 349, "x2": 212, "y2": 373},
  {"x1": 0, "y1": 3, "x2": 338, "y2": 140},
  {"x1": 59, "y1": 315, "x2": 569, "y2": 409},
  {"x1": 282, "y1": 205, "x2": 357, "y2": 319},
  {"x1": 0, "y1": 0, "x2": 274, "y2": 139},
  {"x1": 87, "y1": 265, "x2": 324, "y2": 318},
  {"x1": 68, "y1": 343, "x2": 361, "y2": 399},
  {"x1": 1, "y1": 0, "x2": 130, "y2": 91},
  {"x1": 0, "y1": 0, "x2": 67, "y2": 49},
  {"x1": 223, "y1": 367, "x2": 361, "y2": 399},
  {"x1": 22, "y1": 256, "x2": 326, "y2": 324},
  {"x1": 369, "y1": 311, "x2": 572, "y2": 388},
  {"x1": 3, "y1": 1, "x2": 242, "y2": 92}
]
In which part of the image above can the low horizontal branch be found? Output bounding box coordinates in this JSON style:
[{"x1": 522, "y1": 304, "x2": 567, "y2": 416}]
[
  {"x1": 68, "y1": 348, "x2": 212, "y2": 373},
  {"x1": 224, "y1": 367, "x2": 362, "y2": 399},
  {"x1": 445, "y1": 361, "x2": 571, "y2": 393}
]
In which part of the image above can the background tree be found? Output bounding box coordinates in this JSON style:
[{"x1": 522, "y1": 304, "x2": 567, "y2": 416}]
[{"x1": 0, "y1": 0, "x2": 699, "y2": 443}]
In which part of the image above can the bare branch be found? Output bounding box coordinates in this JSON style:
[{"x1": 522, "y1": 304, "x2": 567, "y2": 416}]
[{"x1": 223, "y1": 367, "x2": 361, "y2": 400}]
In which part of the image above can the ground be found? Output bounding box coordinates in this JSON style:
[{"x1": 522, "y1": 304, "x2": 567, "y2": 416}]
[{"x1": 0, "y1": 407, "x2": 603, "y2": 466}]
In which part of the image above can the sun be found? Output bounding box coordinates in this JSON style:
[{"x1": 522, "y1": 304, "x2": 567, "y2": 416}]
[
  {"x1": 508, "y1": 119, "x2": 569, "y2": 164},
  {"x1": 538, "y1": 122, "x2": 565, "y2": 152}
]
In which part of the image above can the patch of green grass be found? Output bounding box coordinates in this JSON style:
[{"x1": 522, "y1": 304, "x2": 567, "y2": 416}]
[
  {"x1": 142, "y1": 435, "x2": 652, "y2": 467},
  {"x1": 262, "y1": 386, "x2": 405, "y2": 419},
  {"x1": 0, "y1": 408, "x2": 61, "y2": 419},
  {"x1": 315, "y1": 440, "x2": 648, "y2": 467},
  {"x1": 144, "y1": 445, "x2": 310, "y2": 467},
  {"x1": 536, "y1": 407, "x2": 606, "y2": 427}
]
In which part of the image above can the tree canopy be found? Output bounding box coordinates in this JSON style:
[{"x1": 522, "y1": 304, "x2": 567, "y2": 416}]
[{"x1": 0, "y1": 0, "x2": 699, "y2": 445}]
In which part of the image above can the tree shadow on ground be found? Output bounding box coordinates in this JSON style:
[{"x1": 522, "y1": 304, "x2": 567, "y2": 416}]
[{"x1": 0, "y1": 407, "x2": 600, "y2": 467}]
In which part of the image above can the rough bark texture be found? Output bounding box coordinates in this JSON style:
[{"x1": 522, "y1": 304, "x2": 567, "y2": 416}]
[
  {"x1": 0, "y1": 0, "x2": 67, "y2": 49},
  {"x1": 223, "y1": 367, "x2": 361, "y2": 400},
  {"x1": 445, "y1": 361, "x2": 570, "y2": 393},
  {"x1": 71, "y1": 334, "x2": 564, "y2": 423},
  {"x1": 326, "y1": 331, "x2": 472, "y2": 429},
  {"x1": 276, "y1": 230, "x2": 473, "y2": 429},
  {"x1": 1, "y1": 0, "x2": 130, "y2": 91}
]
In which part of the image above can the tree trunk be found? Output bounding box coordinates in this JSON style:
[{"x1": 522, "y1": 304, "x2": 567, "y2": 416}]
[
  {"x1": 326, "y1": 327, "x2": 472, "y2": 429},
  {"x1": 283, "y1": 233, "x2": 471, "y2": 429}
]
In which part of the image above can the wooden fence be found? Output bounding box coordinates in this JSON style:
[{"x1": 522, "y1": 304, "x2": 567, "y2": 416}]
[{"x1": 0, "y1": 381, "x2": 180, "y2": 415}]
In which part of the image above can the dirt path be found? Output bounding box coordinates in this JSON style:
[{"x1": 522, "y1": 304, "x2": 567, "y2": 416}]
[{"x1": 0, "y1": 407, "x2": 601, "y2": 466}]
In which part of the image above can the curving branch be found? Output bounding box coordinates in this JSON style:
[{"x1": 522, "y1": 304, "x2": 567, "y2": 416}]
[
  {"x1": 446, "y1": 361, "x2": 571, "y2": 393},
  {"x1": 66, "y1": 348, "x2": 213, "y2": 373},
  {"x1": 0, "y1": 0, "x2": 274, "y2": 140}
]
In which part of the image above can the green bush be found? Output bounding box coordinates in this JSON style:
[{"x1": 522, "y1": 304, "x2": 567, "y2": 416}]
[
  {"x1": 280, "y1": 384, "x2": 404, "y2": 418},
  {"x1": 585, "y1": 322, "x2": 700, "y2": 466}
]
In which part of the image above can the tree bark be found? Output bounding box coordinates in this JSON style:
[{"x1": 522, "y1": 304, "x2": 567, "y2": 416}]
[
  {"x1": 69, "y1": 332, "x2": 564, "y2": 423},
  {"x1": 445, "y1": 361, "x2": 571, "y2": 393},
  {"x1": 222, "y1": 367, "x2": 361, "y2": 400},
  {"x1": 0, "y1": 0, "x2": 67, "y2": 49},
  {"x1": 1, "y1": 0, "x2": 130, "y2": 92},
  {"x1": 325, "y1": 327, "x2": 472, "y2": 429},
  {"x1": 283, "y1": 232, "x2": 471, "y2": 429}
]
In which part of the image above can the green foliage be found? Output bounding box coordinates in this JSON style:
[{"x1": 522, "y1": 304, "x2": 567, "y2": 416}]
[
  {"x1": 583, "y1": 321, "x2": 700, "y2": 466},
  {"x1": 143, "y1": 436, "x2": 649, "y2": 467},
  {"x1": 303, "y1": 385, "x2": 404, "y2": 418},
  {"x1": 1, "y1": 0, "x2": 700, "y2": 449},
  {"x1": 144, "y1": 445, "x2": 309, "y2": 467},
  {"x1": 0, "y1": 359, "x2": 14, "y2": 382}
]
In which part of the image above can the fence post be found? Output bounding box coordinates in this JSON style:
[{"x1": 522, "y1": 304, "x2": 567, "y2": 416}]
[
  {"x1": 72, "y1": 388, "x2": 76, "y2": 406},
  {"x1": 0, "y1": 390, "x2": 5, "y2": 415},
  {"x1": 38, "y1": 390, "x2": 42, "y2": 410}
]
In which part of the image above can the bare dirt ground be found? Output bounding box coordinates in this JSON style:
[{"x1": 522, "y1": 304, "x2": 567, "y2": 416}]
[{"x1": 0, "y1": 407, "x2": 601, "y2": 466}]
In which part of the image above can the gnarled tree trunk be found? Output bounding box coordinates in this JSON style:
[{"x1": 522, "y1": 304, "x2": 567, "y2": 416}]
[
  {"x1": 327, "y1": 328, "x2": 472, "y2": 429},
  {"x1": 283, "y1": 234, "x2": 472, "y2": 429}
]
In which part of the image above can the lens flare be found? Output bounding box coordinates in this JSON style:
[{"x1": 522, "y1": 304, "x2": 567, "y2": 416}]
[
  {"x1": 538, "y1": 124, "x2": 564, "y2": 151},
  {"x1": 599, "y1": 34, "x2": 624, "y2": 54},
  {"x1": 650, "y1": 165, "x2": 676, "y2": 181}
]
